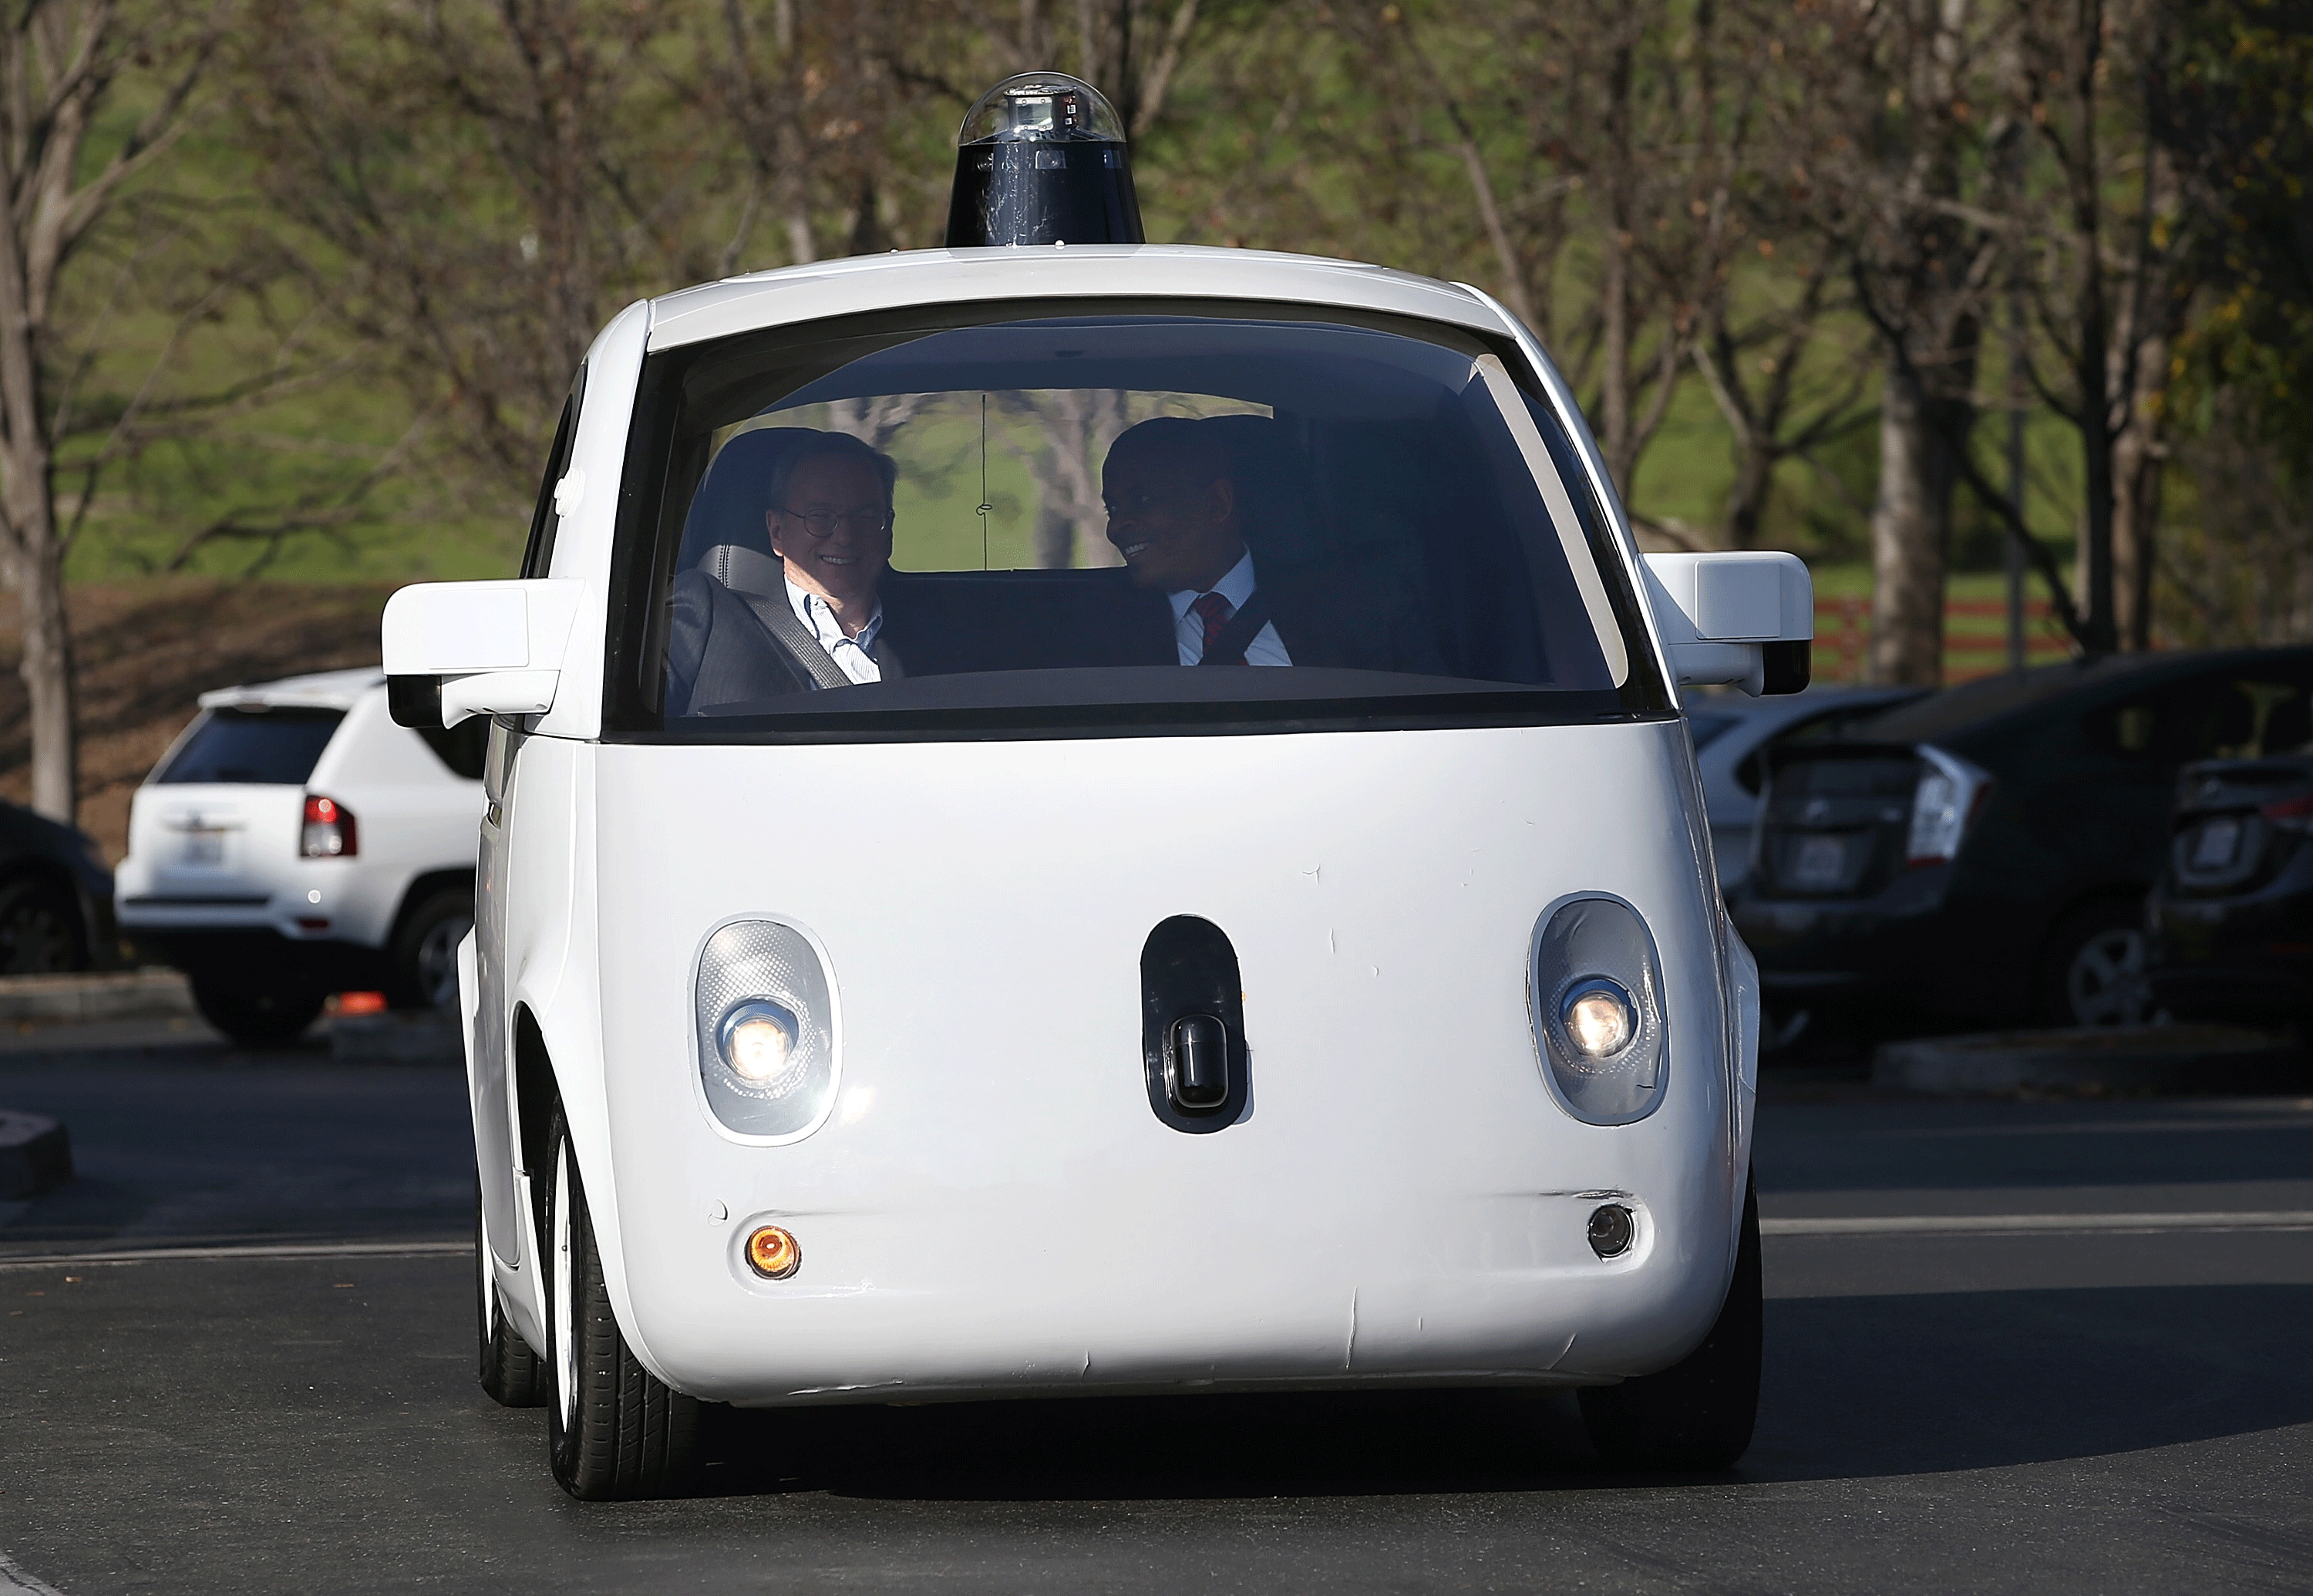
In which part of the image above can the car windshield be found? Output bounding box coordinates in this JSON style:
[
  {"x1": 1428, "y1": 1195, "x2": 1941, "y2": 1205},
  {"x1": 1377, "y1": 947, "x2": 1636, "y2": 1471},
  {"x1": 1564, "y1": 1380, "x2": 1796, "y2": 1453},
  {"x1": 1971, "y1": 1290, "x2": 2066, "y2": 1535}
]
[
  {"x1": 606, "y1": 298, "x2": 1668, "y2": 740},
  {"x1": 157, "y1": 707, "x2": 343, "y2": 785}
]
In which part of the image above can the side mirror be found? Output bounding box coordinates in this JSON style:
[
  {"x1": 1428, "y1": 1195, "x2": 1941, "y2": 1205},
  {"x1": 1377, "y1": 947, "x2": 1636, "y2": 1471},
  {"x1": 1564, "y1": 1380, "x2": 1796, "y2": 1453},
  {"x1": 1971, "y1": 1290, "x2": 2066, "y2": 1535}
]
[
  {"x1": 1641, "y1": 552, "x2": 1813, "y2": 696},
  {"x1": 381, "y1": 580, "x2": 584, "y2": 729}
]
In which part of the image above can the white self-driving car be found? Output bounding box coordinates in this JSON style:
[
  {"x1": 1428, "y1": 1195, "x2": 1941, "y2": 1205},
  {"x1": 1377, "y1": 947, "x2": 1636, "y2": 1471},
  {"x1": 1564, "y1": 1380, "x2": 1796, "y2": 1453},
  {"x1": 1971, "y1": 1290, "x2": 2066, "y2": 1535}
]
[
  {"x1": 116, "y1": 668, "x2": 486, "y2": 1045},
  {"x1": 384, "y1": 75, "x2": 1811, "y2": 1500}
]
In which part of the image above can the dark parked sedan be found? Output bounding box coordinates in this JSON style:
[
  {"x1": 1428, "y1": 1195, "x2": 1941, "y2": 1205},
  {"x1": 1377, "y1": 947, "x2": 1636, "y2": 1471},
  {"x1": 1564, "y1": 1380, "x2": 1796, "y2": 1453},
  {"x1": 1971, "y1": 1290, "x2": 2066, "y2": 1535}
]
[
  {"x1": 0, "y1": 800, "x2": 116, "y2": 972},
  {"x1": 1730, "y1": 647, "x2": 2313, "y2": 1032},
  {"x1": 2147, "y1": 749, "x2": 2313, "y2": 1027}
]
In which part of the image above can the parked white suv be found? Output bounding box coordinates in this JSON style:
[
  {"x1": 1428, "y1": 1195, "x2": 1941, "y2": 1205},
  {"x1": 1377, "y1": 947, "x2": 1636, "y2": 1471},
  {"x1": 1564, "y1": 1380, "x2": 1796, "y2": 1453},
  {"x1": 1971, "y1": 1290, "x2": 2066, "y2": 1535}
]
[{"x1": 115, "y1": 668, "x2": 485, "y2": 1045}]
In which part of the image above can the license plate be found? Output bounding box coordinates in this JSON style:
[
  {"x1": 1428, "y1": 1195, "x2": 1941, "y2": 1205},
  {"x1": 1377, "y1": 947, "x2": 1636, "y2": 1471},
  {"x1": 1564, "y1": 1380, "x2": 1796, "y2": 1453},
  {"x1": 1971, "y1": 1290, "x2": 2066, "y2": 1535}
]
[
  {"x1": 180, "y1": 829, "x2": 224, "y2": 866},
  {"x1": 2189, "y1": 818, "x2": 2241, "y2": 870},
  {"x1": 1789, "y1": 834, "x2": 1850, "y2": 891}
]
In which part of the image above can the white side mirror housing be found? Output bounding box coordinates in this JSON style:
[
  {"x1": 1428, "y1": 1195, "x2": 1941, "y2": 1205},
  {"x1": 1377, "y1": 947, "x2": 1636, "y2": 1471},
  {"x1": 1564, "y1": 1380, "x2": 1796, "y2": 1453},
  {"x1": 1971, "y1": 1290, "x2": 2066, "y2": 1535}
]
[
  {"x1": 1641, "y1": 552, "x2": 1813, "y2": 696},
  {"x1": 381, "y1": 579, "x2": 585, "y2": 728}
]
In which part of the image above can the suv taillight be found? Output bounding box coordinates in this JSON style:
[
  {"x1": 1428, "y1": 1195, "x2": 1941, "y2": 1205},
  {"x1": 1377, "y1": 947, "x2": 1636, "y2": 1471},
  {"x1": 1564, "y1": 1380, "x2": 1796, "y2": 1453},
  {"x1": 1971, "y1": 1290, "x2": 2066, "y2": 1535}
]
[
  {"x1": 1905, "y1": 745, "x2": 1992, "y2": 866},
  {"x1": 301, "y1": 795, "x2": 357, "y2": 857},
  {"x1": 2263, "y1": 793, "x2": 2313, "y2": 834}
]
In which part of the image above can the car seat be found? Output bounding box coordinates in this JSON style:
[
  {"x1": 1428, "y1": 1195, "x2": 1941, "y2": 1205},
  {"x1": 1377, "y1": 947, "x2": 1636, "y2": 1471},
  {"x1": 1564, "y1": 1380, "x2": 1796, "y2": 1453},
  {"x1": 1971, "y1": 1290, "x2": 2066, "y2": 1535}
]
[{"x1": 677, "y1": 426, "x2": 824, "y2": 597}]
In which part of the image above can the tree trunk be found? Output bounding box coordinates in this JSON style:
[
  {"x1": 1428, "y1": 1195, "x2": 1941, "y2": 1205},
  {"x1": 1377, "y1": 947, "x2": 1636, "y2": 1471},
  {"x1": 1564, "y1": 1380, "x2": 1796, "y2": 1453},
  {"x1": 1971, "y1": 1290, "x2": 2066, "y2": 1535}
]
[
  {"x1": 0, "y1": 208, "x2": 72, "y2": 823},
  {"x1": 0, "y1": 426, "x2": 73, "y2": 823},
  {"x1": 2110, "y1": 369, "x2": 2163, "y2": 652},
  {"x1": 1869, "y1": 354, "x2": 1952, "y2": 686},
  {"x1": 1033, "y1": 507, "x2": 1076, "y2": 568},
  {"x1": 18, "y1": 543, "x2": 76, "y2": 825},
  {"x1": 1598, "y1": 37, "x2": 1635, "y2": 484},
  {"x1": 1722, "y1": 436, "x2": 1772, "y2": 551}
]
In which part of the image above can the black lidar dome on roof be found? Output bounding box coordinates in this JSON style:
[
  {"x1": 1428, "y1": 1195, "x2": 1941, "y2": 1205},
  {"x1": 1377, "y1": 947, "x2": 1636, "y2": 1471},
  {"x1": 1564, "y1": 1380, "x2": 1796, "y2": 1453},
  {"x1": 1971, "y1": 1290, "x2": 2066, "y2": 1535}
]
[{"x1": 944, "y1": 73, "x2": 1145, "y2": 248}]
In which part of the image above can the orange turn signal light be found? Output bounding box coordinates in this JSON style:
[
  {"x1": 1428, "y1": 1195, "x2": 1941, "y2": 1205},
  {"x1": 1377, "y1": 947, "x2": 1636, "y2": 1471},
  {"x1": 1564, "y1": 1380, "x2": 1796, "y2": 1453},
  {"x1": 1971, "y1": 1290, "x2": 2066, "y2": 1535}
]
[{"x1": 746, "y1": 1224, "x2": 801, "y2": 1279}]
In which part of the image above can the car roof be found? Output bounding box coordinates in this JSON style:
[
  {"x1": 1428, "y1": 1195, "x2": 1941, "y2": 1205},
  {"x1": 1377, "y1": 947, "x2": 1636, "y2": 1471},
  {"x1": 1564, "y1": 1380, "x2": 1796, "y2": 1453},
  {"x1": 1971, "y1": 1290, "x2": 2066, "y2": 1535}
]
[
  {"x1": 1843, "y1": 647, "x2": 2313, "y2": 745},
  {"x1": 197, "y1": 667, "x2": 385, "y2": 713},
  {"x1": 645, "y1": 244, "x2": 1512, "y2": 353}
]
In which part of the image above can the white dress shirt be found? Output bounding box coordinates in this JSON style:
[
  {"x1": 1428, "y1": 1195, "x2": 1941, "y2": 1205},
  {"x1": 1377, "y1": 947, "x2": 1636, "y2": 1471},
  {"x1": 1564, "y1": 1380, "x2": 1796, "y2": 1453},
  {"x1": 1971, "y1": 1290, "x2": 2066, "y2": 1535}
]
[
  {"x1": 1168, "y1": 550, "x2": 1291, "y2": 666},
  {"x1": 785, "y1": 577, "x2": 884, "y2": 685}
]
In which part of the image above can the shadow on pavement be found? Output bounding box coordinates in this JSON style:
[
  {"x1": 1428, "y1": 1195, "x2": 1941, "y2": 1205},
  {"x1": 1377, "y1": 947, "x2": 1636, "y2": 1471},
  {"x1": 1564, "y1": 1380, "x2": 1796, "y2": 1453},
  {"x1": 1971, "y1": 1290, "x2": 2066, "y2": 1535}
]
[
  {"x1": 682, "y1": 1281, "x2": 2311, "y2": 1500},
  {"x1": 0, "y1": 1026, "x2": 470, "y2": 1251},
  {"x1": 1754, "y1": 1096, "x2": 2313, "y2": 1194}
]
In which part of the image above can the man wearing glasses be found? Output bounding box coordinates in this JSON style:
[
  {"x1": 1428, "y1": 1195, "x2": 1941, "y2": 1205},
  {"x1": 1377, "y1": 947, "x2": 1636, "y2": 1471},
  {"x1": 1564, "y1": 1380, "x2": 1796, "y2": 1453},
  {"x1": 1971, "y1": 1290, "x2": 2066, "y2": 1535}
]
[
  {"x1": 664, "y1": 429, "x2": 904, "y2": 714},
  {"x1": 763, "y1": 433, "x2": 902, "y2": 685}
]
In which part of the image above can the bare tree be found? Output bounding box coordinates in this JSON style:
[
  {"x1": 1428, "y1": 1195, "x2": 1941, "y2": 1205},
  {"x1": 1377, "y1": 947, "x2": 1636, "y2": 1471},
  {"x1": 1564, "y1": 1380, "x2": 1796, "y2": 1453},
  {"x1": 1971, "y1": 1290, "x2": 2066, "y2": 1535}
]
[
  {"x1": 237, "y1": 0, "x2": 724, "y2": 514},
  {"x1": 0, "y1": 0, "x2": 220, "y2": 822},
  {"x1": 2005, "y1": 0, "x2": 2196, "y2": 652},
  {"x1": 1793, "y1": 0, "x2": 2027, "y2": 685},
  {"x1": 1310, "y1": 0, "x2": 1835, "y2": 547},
  {"x1": 1689, "y1": 250, "x2": 1877, "y2": 550}
]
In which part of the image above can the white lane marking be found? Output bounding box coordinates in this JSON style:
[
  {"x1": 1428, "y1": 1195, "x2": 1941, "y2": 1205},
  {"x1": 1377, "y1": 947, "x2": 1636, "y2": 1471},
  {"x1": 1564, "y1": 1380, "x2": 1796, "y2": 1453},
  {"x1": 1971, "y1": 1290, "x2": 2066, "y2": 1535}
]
[
  {"x1": 1764, "y1": 1210, "x2": 2313, "y2": 1237},
  {"x1": 0, "y1": 1550, "x2": 66, "y2": 1595},
  {"x1": 0, "y1": 1239, "x2": 470, "y2": 1271}
]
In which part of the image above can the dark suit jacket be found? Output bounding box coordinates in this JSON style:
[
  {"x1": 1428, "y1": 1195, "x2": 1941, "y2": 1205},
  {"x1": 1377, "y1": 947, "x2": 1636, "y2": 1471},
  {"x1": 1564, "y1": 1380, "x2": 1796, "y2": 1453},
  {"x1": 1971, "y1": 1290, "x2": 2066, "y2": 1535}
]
[
  {"x1": 665, "y1": 567, "x2": 907, "y2": 716},
  {"x1": 1251, "y1": 559, "x2": 1449, "y2": 677}
]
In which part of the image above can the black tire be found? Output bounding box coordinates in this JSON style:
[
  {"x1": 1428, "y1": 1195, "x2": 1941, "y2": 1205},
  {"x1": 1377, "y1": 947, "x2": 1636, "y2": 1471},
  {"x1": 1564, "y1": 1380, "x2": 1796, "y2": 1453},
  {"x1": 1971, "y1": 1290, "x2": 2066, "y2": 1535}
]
[
  {"x1": 388, "y1": 887, "x2": 474, "y2": 1012},
  {"x1": 2039, "y1": 898, "x2": 2152, "y2": 1028},
  {"x1": 544, "y1": 1111, "x2": 701, "y2": 1499},
  {"x1": 1578, "y1": 1180, "x2": 1761, "y2": 1472},
  {"x1": 190, "y1": 976, "x2": 324, "y2": 1049},
  {"x1": 476, "y1": 1173, "x2": 545, "y2": 1407},
  {"x1": 0, "y1": 875, "x2": 86, "y2": 974}
]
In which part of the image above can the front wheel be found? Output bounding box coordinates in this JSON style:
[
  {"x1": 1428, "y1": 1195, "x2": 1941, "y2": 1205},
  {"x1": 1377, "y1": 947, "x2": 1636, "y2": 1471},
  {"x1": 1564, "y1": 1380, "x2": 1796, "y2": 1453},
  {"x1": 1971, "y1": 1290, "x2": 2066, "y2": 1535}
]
[
  {"x1": 1578, "y1": 1180, "x2": 1761, "y2": 1472},
  {"x1": 544, "y1": 1112, "x2": 701, "y2": 1499}
]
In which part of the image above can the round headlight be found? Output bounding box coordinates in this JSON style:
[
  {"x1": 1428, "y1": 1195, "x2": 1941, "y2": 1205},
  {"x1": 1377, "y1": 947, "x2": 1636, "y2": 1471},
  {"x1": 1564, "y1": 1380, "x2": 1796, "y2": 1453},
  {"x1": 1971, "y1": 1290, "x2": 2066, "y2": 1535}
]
[
  {"x1": 1529, "y1": 896, "x2": 1665, "y2": 1126},
  {"x1": 719, "y1": 998, "x2": 800, "y2": 1085},
  {"x1": 1561, "y1": 978, "x2": 1636, "y2": 1058}
]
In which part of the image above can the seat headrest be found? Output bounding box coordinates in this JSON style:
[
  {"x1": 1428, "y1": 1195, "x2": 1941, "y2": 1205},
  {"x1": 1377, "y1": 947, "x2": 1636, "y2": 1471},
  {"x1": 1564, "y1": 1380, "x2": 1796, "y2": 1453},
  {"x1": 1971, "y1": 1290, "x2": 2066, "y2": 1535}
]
[
  {"x1": 1200, "y1": 414, "x2": 1324, "y2": 567},
  {"x1": 676, "y1": 426, "x2": 823, "y2": 571}
]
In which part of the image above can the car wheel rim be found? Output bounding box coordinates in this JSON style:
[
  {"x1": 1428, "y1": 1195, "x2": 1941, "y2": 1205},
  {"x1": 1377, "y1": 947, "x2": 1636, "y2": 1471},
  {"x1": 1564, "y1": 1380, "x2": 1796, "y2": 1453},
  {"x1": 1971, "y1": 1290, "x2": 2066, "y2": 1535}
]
[
  {"x1": 2067, "y1": 928, "x2": 2148, "y2": 1027},
  {"x1": 553, "y1": 1142, "x2": 577, "y2": 1430},
  {"x1": 2, "y1": 902, "x2": 69, "y2": 973},
  {"x1": 417, "y1": 914, "x2": 473, "y2": 1009}
]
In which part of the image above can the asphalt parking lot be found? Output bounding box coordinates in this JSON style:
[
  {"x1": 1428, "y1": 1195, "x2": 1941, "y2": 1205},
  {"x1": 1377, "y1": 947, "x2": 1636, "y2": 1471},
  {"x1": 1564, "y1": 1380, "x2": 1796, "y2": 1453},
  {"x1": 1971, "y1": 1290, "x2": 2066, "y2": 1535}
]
[{"x1": 2, "y1": 1021, "x2": 2309, "y2": 1594}]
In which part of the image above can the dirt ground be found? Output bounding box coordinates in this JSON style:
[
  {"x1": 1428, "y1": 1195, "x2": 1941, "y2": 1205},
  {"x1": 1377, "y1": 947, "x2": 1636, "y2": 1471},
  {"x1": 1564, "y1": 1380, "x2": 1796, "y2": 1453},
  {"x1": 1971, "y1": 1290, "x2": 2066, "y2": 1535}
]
[{"x1": 0, "y1": 581, "x2": 394, "y2": 864}]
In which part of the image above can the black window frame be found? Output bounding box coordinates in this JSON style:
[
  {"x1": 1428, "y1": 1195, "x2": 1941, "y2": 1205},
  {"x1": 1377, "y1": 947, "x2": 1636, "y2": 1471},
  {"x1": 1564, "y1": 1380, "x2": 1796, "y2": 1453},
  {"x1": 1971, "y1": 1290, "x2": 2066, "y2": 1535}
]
[
  {"x1": 520, "y1": 364, "x2": 588, "y2": 581},
  {"x1": 601, "y1": 296, "x2": 1675, "y2": 746}
]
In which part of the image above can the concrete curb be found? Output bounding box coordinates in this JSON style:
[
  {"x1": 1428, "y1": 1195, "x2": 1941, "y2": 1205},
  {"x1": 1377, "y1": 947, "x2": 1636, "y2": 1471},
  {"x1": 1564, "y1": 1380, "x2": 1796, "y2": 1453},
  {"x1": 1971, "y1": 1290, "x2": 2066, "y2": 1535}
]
[
  {"x1": 0, "y1": 1109, "x2": 72, "y2": 1199},
  {"x1": 0, "y1": 969, "x2": 192, "y2": 1024},
  {"x1": 1872, "y1": 1025, "x2": 2308, "y2": 1096},
  {"x1": 331, "y1": 1011, "x2": 464, "y2": 1066}
]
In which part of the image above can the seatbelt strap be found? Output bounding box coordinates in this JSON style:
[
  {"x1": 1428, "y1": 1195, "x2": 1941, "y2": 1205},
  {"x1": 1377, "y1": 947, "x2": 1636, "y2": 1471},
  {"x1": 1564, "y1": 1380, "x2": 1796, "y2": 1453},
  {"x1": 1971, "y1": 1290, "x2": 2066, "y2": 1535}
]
[
  {"x1": 1197, "y1": 590, "x2": 1274, "y2": 667},
  {"x1": 739, "y1": 591, "x2": 857, "y2": 691}
]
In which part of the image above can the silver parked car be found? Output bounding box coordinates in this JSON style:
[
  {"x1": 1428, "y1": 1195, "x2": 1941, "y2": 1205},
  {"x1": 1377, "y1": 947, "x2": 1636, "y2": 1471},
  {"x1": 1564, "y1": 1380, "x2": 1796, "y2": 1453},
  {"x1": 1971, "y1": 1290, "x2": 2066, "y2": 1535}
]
[{"x1": 1685, "y1": 686, "x2": 1923, "y2": 889}]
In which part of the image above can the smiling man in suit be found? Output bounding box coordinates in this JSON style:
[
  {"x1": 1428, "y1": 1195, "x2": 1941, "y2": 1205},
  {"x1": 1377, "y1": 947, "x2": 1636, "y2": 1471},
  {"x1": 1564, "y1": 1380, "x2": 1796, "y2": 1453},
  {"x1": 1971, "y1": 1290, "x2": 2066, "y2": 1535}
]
[
  {"x1": 665, "y1": 429, "x2": 907, "y2": 714},
  {"x1": 1100, "y1": 416, "x2": 1441, "y2": 675}
]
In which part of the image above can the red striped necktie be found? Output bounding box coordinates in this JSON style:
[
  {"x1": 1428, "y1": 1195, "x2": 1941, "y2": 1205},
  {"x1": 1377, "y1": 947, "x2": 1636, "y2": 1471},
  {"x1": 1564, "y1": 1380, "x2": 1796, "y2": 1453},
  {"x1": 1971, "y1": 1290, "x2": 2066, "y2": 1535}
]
[{"x1": 1190, "y1": 591, "x2": 1235, "y2": 662}]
